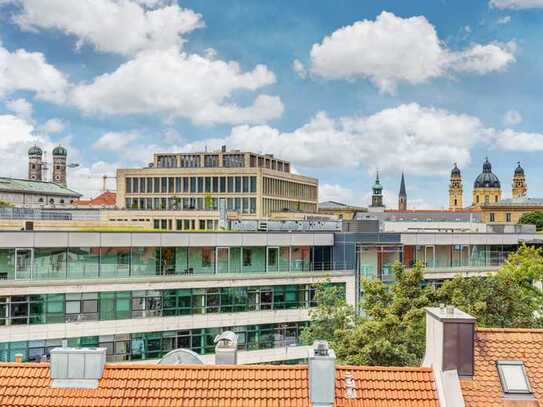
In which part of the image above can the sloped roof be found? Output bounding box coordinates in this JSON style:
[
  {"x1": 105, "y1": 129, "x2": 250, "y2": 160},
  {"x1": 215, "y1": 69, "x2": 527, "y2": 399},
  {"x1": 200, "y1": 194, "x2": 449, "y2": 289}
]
[
  {"x1": 74, "y1": 191, "x2": 116, "y2": 207},
  {"x1": 460, "y1": 327, "x2": 543, "y2": 406},
  {"x1": 319, "y1": 201, "x2": 366, "y2": 211},
  {"x1": 0, "y1": 363, "x2": 439, "y2": 407},
  {"x1": 0, "y1": 177, "x2": 81, "y2": 197},
  {"x1": 484, "y1": 196, "x2": 543, "y2": 208}
]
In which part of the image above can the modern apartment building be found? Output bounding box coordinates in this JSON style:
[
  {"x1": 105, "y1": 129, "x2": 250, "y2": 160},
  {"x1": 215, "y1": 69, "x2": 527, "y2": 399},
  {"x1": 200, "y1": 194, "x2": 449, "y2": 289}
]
[
  {"x1": 0, "y1": 230, "x2": 353, "y2": 363},
  {"x1": 115, "y1": 147, "x2": 320, "y2": 230}
]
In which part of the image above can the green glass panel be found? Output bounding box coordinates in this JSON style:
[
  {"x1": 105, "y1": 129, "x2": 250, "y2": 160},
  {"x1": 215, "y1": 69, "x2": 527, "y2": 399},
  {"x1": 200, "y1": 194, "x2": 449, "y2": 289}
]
[
  {"x1": 67, "y1": 247, "x2": 99, "y2": 279},
  {"x1": 34, "y1": 248, "x2": 67, "y2": 280},
  {"x1": 131, "y1": 247, "x2": 159, "y2": 277},
  {"x1": 0, "y1": 249, "x2": 14, "y2": 280},
  {"x1": 229, "y1": 247, "x2": 241, "y2": 273},
  {"x1": 188, "y1": 247, "x2": 214, "y2": 274},
  {"x1": 100, "y1": 248, "x2": 130, "y2": 278},
  {"x1": 242, "y1": 247, "x2": 265, "y2": 273}
]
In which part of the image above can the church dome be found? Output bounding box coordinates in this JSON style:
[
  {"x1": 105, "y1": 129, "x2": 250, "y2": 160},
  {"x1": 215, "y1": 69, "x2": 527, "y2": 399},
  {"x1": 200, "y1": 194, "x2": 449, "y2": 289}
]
[
  {"x1": 451, "y1": 163, "x2": 461, "y2": 177},
  {"x1": 52, "y1": 145, "x2": 67, "y2": 156},
  {"x1": 28, "y1": 145, "x2": 43, "y2": 156},
  {"x1": 514, "y1": 162, "x2": 524, "y2": 176},
  {"x1": 473, "y1": 158, "x2": 500, "y2": 188}
]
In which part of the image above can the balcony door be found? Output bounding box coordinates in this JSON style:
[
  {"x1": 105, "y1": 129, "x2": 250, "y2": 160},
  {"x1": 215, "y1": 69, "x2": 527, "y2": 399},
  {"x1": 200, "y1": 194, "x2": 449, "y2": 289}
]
[{"x1": 216, "y1": 247, "x2": 229, "y2": 274}]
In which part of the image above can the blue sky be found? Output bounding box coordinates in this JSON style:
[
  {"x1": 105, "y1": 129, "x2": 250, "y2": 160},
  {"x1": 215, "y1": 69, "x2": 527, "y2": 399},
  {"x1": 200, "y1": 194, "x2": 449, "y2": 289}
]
[{"x1": 1, "y1": 0, "x2": 543, "y2": 207}]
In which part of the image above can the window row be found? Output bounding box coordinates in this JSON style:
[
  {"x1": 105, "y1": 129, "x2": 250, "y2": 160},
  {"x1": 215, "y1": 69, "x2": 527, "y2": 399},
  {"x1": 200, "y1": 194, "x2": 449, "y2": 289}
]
[
  {"x1": 0, "y1": 284, "x2": 344, "y2": 326},
  {"x1": 263, "y1": 177, "x2": 318, "y2": 201},
  {"x1": 125, "y1": 176, "x2": 257, "y2": 195},
  {"x1": 0, "y1": 246, "x2": 334, "y2": 281},
  {"x1": 125, "y1": 196, "x2": 257, "y2": 213},
  {"x1": 0, "y1": 321, "x2": 308, "y2": 362}
]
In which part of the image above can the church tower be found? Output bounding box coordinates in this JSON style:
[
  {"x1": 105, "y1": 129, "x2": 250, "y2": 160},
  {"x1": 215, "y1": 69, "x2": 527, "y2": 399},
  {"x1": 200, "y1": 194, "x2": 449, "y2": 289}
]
[
  {"x1": 28, "y1": 145, "x2": 43, "y2": 181},
  {"x1": 370, "y1": 172, "x2": 384, "y2": 209},
  {"x1": 472, "y1": 158, "x2": 501, "y2": 206},
  {"x1": 512, "y1": 162, "x2": 527, "y2": 198},
  {"x1": 52, "y1": 145, "x2": 68, "y2": 187},
  {"x1": 398, "y1": 172, "x2": 407, "y2": 210},
  {"x1": 448, "y1": 163, "x2": 463, "y2": 210}
]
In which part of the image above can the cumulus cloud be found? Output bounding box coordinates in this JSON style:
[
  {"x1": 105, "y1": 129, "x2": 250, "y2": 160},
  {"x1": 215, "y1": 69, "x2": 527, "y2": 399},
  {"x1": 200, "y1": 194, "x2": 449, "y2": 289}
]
[
  {"x1": 70, "y1": 48, "x2": 283, "y2": 125},
  {"x1": 309, "y1": 11, "x2": 516, "y2": 93},
  {"x1": 490, "y1": 0, "x2": 543, "y2": 9},
  {"x1": 0, "y1": 44, "x2": 68, "y2": 102},
  {"x1": 292, "y1": 59, "x2": 307, "y2": 79},
  {"x1": 13, "y1": 0, "x2": 203, "y2": 56},
  {"x1": 497, "y1": 16, "x2": 512, "y2": 24},
  {"x1": 503, "y1": 109, "x2": 522, "y2": 126},
  {"x1": 93, "y1": 131, "x2": 139, "y2": 151},
  {"x1": 5, "y1": 98, "x2": 33, "y2": 121},
  {"x1": 176, "y1": 103, "x2": 483, "y2": 175},
  {"x1": 493, "y1": 128, "x2": 543, "y2": 151}
]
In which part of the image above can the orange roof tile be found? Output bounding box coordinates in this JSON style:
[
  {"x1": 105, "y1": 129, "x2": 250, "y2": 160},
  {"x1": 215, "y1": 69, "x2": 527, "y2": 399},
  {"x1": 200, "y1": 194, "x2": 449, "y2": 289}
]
[
  {"x1": 461, "y1": 327, "x2": 543, "y2": 407},
  {"x1": 0, "y1": 363, "x2": 438, "y2": 407},
  {"x1": 74, "y1": 191, "x2": 116, "y2": 207}
]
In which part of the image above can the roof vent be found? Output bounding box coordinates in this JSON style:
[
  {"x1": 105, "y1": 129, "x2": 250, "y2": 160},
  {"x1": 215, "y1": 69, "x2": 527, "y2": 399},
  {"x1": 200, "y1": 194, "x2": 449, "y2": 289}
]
[
  {"x1": 50, "y1": 347, "x2": 106, "y2": 389},
  {"x1": 308, "y1": 340, "x2": 336, "y2": 407},
  {"x1": 214, "y1": 331, "x2": 238, "y2": 365}
]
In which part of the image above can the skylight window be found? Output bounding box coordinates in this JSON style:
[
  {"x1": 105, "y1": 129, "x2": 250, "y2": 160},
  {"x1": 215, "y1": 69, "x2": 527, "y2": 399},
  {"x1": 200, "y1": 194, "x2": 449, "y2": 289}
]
[{"x1": 497, "y1": 360, "x2": 532, "y2": 395}]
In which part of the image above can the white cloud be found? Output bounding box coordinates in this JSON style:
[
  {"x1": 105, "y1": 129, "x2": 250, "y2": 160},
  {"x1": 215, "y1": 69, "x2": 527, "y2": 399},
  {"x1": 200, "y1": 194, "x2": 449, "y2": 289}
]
[
  {"x1": 176, "y1": 103, "x2": 483, "y2": 175},
  {"x1": 93, "y1": 131, "x2": 139, "y2": 151},
  {"x1": 503, "y1": 109, "x2": 522, "y2": 126},
  {"x1": 309, "y1": 11, "x2": 516, "y2": 93},
  {"x1": 41, "y1": 118, "x2": 65, "y2": 133},
  {"x1": 70, "y1": 48, "x2": 283, "y2": 125},
  {"x1": 448, "y1": 42, "x2": 516, "y2": 74},
  {"x1": 5, "y1": 98, "x2": 33, "y2": 121},
  {"x1": 0, "y1": 44, "x2": 68, "y2": 102},
  {"x1": 292, "y1": 59, "x2": 307, "y2": 79},
  {"x1": 13, "y1": 0, "x2": 203, "y2": 56},
  {"x1": 497, "y1": 15, "x2": 512, "y2": 24},
  {"x1": 493, "y1": 128, "x2": 543, "y2": 151},
  {"x1": 320, "y1": 184, "x2": 354, "y2": 204},
  {"x1": 490, "y1": 0, "x2": 543, "y2": 9}
]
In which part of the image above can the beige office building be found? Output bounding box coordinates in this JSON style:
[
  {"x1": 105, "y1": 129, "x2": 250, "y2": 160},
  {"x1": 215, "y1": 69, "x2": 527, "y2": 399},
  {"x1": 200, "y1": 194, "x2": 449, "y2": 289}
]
[{"x1": 115, "y1": 148, "x2": 319, "y2": 230}]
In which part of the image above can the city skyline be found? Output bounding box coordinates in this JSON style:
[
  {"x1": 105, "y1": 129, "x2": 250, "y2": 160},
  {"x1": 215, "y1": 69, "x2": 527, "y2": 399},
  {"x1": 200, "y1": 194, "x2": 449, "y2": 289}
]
[{"x1": 1, "y1": 0, "x2": 543, "y2": 208}]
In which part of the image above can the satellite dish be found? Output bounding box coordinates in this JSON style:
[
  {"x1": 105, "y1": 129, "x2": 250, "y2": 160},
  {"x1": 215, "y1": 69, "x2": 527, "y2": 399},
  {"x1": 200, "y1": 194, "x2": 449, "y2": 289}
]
[
  {"x1": 214, "y1": 331, "x2": 238, "y2": 348},
  {"x1": 158, "y1": 349, "x2": 204, "y2": 365}
]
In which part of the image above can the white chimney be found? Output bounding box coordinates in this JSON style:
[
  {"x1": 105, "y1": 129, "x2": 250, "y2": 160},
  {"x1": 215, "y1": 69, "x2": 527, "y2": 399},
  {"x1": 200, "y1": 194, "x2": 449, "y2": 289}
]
[
  {"x1": 308, "y1": 340, "x2": 336, "y2": 407},
  {"x1": 423, "y1": 307, "x2": 476, "y2": 407},
  {"x1": 214, "y1": 331, "x2": 238, "y2": 365},
  {"x1": 50, "y1": 347, "x2": 106, "y2": 389}
]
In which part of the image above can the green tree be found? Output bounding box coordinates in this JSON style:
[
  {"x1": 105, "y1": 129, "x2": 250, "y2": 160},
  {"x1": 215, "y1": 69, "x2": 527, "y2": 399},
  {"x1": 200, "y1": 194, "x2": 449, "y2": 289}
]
[
  {"x1": 339, "y1": 263, "x2": 434, "y2": 366},
  {"x1": 0, "y1": 200, "x2": 13, "y2": 208},
  {"x1": 437, "y1": 244, "x2": 543, "y2": 328},
  {"x1": 519, "y1": 211, "x2": 543, "y2": 231},
  {"x1": 301, "y1": 283, "x2": 357, "y2": 352}
]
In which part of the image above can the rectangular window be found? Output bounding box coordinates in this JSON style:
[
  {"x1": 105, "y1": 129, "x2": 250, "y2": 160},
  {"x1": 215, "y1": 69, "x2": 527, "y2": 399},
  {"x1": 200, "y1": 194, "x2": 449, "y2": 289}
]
[
  {"x1": 489, "y1": 213, "x2": 495, "y2": 222},
  {"x1": 219, "y1": 177, "x2": 226, "y2": 193},
  {"x1": 34, "y1": 248, "x2": 67, "y2": 280},
  {"x1": 100, "y1": 248, "x2": 130, "y2": 278},
  {"x1": 242, "y1": 177, "x2": 249, "y2": 193},
  {"x1": 212, "y1": 177, "x2": 219, "y2": 193},
  {"x1": 183, "y1": 177, "x2": 189, "y2": 193},
  {"x1": 126, "y1": 178, "x2": 132, "y2": 194},
  {"x1": 227, "y1": 177, "x2": 234, "y2": 193},
  {"x1": 131, "y1": 248, "x2": 159, "y2": 277},
  {"x1": 197, "y1": 177, "x2": 204, "y2": 193},
  {"x1": 234, "y1": 177, "x2": 242, "y2": 193},
  {"x1": 175, "y1": 177, "x2": 182, "y2": 193},
  {"x1": 67, "y1": 247, "x2": 99, "y2": 279},
  {"x1": 161, "y1": 178, "x2": 167, "y2": 193},
  {"x1": 154, "y1": 178, "x2": 160, "y2": 193},
  {"x1": 506, "y1": 213, "x2": 512, "y2": 222},
  {"x1": 205, "y1": 177, "x2": 211, "y2": 193},
  {"x1": 147, "y1": 178, "x2": 153, "y2": 193},
  {"x1": 250, "y1": 176, "x2": 257, "y2": 193},
  {"x1": 132, "y1": 178, "x2": 139, "y2": 193}
]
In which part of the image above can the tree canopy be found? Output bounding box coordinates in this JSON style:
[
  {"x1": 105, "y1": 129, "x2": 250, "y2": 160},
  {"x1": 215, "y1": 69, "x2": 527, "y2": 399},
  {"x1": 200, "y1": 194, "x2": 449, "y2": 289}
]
[
  {"x1": 302, "y1": 244, "x2": 543, "y2": 366},
  {"x1": 519, "y1": 211, "x2": 543, "y2": 231}
]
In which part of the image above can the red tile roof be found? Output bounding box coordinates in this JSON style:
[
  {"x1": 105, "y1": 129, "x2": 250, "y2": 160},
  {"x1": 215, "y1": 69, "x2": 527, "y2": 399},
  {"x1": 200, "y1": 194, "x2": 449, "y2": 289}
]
[
  {"x1": 461, "y1": 328, "x2": 543, "y2": 407},
  {"x1": 0, "y1": 363, "x2": 439, "y2": 407},
  {"x1": 74, "y1": 191, "x2": 116, "y2": 207}
]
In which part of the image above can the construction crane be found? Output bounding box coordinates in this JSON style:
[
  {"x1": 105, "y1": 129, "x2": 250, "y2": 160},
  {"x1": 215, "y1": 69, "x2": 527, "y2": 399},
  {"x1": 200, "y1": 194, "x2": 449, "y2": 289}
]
[{"x1": 87, "y1": 175, "x2": 117, "y2": 193}]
